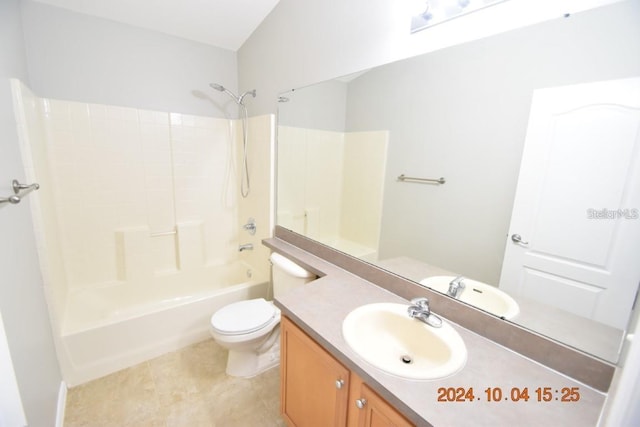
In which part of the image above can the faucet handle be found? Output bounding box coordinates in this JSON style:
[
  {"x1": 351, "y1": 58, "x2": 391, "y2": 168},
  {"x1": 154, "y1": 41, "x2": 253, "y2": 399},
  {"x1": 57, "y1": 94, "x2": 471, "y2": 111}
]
[
  {"x1": 243, "y1": 218, "x2": 256, "y2": 235},
  {"x1": 410, "y1": 297, "x2": 429, "y2": 308}
]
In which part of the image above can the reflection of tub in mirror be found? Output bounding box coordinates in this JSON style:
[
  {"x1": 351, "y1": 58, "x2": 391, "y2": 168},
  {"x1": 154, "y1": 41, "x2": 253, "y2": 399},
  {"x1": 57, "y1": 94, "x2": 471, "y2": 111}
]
[
  {"x1": 277, "y1": 125, "x2": 388, "y2": 262},
  {"x1": 276, "y1": 2, "x2": 640, "y2": 364},
  {"x1": 419, "y1": 276, "x2": 519, "y2": 320}
]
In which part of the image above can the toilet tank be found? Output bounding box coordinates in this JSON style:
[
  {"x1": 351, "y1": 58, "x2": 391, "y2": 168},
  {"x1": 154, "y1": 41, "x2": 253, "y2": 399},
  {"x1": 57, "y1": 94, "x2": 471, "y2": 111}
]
[{"x1": 270, "y1": 252, "x2": 316, "y2": 296}]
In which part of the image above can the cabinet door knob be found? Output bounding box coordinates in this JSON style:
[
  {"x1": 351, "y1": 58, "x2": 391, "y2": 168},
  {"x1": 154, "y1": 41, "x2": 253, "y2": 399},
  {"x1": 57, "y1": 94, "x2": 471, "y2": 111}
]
[
  {"x1": 335, "y1": 379, "x2": 345, "y2": 389},
  {"x1": 355, "y1": 398, "x2": 367, "y2": 409}
]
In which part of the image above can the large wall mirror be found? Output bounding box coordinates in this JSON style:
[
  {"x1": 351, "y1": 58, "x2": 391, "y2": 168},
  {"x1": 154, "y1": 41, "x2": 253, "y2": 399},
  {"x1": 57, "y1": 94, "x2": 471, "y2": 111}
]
[{"x1": 276, "y1": 3, "x2": 640, "y2": 364}]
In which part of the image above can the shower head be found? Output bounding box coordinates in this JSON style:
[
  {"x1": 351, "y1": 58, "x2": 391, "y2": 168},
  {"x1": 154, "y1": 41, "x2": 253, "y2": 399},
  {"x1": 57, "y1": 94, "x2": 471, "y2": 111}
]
[
  {"x1": 209, "y1": 83, "x2": 226, "y2": 92},
  {"x1": 209, "y1": 82, "x2": 238, "y2": 103},
  {"x1": 209, "y1": 83, "x2": 256, "y2": 106}
]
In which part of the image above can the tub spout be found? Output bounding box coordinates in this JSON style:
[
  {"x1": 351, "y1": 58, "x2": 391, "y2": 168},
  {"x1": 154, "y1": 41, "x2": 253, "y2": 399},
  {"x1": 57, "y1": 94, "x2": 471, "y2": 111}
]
[{"x1": 239, "y1": 243, "x2": 253, "y2": 252}]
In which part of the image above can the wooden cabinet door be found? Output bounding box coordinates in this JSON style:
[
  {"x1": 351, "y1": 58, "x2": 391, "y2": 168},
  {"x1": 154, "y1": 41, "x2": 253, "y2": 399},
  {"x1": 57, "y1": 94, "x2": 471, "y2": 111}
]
[
  {"x1": 348, "y1": 375, "x2": 414, "y2": 427},
  {"x1": 281, "y1": 316, "x2": 350, "y2": 427}
]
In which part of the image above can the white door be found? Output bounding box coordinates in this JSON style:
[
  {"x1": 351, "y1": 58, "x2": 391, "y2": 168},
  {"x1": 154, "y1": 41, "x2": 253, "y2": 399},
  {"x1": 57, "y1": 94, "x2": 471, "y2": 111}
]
[{"x1": 499, "y1": 77, "x2": 640, "y2": 330}]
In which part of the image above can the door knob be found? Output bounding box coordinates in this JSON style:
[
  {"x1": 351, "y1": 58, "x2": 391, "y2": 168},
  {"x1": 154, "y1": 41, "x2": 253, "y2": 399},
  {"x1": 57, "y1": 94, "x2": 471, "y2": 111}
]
[
  {"x1": 355, "y1": 398, "x2": 367, "y2": 409},
  {"x1": 511, "y1": 234, "x2": 529, "y2": 245},
  {"x1": 335, "y1": 379, "x2": 345, "y2": 389}
]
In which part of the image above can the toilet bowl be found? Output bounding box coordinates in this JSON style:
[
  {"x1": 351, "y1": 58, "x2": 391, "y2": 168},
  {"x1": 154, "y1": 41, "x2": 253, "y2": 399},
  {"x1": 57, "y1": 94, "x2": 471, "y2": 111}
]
[
  {"x1": 209, "y1": 253, "x2": 315, "y2": 377},
  {"x1": 210, "y1": 298, "x2": 282, "y2": 377}
]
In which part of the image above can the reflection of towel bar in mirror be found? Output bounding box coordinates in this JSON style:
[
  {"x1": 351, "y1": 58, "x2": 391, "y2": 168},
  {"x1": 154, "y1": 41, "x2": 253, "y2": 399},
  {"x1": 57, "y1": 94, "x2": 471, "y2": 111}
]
[{"x1": 397, "y1": 174, "x2": 445, "y2": 185}]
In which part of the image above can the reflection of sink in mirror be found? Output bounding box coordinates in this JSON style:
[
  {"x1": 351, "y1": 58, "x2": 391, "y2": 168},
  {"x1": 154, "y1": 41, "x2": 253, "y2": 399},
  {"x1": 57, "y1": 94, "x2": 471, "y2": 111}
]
[
  {"x1": 342, "y1": 303, "x2": 466, "y2": 380},
  {"x1": 420, "y1": 276, "x2": 520, "y2": 320}
]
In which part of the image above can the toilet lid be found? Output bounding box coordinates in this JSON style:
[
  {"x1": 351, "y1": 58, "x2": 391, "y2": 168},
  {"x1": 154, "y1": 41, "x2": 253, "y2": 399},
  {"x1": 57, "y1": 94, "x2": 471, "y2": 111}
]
[{"x1": 210, "y1": 298, "x2": 277, "y2": 335}]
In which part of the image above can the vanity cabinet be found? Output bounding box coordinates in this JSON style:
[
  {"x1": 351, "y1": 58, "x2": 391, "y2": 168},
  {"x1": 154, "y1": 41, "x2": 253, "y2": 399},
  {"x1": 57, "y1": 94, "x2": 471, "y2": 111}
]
[
  {"x1": 280, "y1": 316, "x2": 414, "y2": 427},
  {"x1": 346, "y1": 375, "x2": 414, "y2": 427},
  {"x1": 280, "y1": 315, "x2": 350, "y2": 426}
]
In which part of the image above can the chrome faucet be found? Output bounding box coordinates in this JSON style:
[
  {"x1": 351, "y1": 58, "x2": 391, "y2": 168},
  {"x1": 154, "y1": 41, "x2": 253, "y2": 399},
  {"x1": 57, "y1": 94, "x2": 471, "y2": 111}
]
[
  {"x1": 448, "y1": 276, "x2": 466, "y2": 298},
  {"x1": 407, "y1": 297, "x2": 442, "y2": 328},
  {"x1": 242, "y1": 218, "x2": 256, "y2": 235},
  {"x1": 238, "y1": 243, "x2": 253, "y2": 252}
]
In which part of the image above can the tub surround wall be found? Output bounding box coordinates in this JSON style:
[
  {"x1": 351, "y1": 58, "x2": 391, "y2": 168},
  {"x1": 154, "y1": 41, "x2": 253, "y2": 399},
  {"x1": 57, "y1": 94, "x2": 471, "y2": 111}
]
[
  {"x1": 278, "y1": 127, "x2": 343, "y2": 237},
  {"x1": 269, "y1": 226, "x2": 615, "y2": 392},
  {"x1": 278, "y1": 126, "x2": 387, "y2": 260},
  {"x1": 237, "y1": 114, "x2": 275, "y2": 291},
  {"x1": 340, "y1": 131, "x2": 387, "y2": 255},
  {"x1": 39, "y1": 101, "x2": 241, "y2": 292},
  {"x1": 15, "y1": 82, "x2": 273, "y2": 297}
]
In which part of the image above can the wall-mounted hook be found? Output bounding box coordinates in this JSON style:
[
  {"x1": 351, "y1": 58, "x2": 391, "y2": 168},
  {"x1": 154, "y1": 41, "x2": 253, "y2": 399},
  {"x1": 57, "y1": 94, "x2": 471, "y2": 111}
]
[
  {"x1": 12, "y1": 179, "x2": 39, "y2": 194},
  {"x1": 1, "y1": 179, "x2": 39, "y2": 206}
]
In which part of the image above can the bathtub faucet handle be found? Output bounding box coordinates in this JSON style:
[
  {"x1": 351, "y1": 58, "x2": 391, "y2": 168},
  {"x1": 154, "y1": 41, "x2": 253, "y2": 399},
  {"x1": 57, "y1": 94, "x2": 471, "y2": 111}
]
[{"x1": 243, "y1": 218, "x2": 256, "y2": 235}]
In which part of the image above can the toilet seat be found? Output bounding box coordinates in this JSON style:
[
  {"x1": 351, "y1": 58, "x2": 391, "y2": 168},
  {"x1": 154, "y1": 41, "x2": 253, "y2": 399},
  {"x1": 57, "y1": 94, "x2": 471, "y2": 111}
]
[{"x1": 210, "y1": 298, "x2": 278, "y2": 336}]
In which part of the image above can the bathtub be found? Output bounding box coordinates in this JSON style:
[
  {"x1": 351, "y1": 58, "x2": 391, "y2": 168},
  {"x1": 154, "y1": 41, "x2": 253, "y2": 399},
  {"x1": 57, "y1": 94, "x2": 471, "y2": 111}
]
[{"x1": 59, "y1": 261, "x2": 269, "y2": 386}]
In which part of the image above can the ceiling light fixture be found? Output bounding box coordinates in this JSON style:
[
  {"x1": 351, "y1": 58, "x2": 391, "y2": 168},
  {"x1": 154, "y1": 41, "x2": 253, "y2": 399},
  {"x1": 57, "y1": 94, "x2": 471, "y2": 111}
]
[{"x1": 411, "y1": 0, "x2": 508, "y2": 33}]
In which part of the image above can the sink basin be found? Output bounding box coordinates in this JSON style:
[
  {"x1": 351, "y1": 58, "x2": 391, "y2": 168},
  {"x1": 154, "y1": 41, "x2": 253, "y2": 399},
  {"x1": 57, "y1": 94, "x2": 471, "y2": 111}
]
[
  {"x1": 419, "y1": 276, "x2": 520, "y2": 319},
  {"x1": 342, "y1": 303, "x2": 467, "y2": 380}
]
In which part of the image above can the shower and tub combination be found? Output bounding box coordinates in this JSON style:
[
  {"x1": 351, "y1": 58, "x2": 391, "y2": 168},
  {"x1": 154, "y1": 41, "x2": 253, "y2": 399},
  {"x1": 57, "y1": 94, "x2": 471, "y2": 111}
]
[{"x1": 11, "y1": 79, "x2": 275, "y2": 385}]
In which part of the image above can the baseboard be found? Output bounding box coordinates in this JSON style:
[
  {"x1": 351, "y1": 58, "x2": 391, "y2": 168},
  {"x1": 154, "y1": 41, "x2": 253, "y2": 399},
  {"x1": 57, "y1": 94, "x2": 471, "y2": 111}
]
[{"x1": 56, "y1": 381, "x2": 67, "y2": 427}]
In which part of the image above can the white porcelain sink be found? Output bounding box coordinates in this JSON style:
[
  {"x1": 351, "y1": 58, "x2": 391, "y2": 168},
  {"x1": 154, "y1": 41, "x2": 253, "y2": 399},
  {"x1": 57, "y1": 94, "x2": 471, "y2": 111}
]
[
  {"x1": 419, "y1": 276, "x2": 520, "y2": 319},
  {"x1": 342, "y1": 303, "x2": 467, "y2": 380}
]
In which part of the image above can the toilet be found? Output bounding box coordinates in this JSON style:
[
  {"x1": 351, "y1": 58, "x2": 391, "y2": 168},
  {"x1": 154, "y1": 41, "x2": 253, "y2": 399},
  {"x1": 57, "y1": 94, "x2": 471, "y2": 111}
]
[{"x1": 209, "y1": 252, "x2": 316, "y2": 377}]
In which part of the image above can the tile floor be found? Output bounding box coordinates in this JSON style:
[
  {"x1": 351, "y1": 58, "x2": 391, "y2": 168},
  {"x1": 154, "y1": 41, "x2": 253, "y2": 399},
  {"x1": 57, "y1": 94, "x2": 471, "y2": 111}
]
[{"x1": 64, "y1": 340, "x2": 286, "y2": 427}]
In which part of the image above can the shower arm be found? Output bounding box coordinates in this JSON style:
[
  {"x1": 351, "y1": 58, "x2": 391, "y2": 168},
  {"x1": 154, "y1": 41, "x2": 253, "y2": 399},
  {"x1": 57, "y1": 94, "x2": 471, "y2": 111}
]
[{"x1": 209, "y1": 83, "x2": 256, "y2": 106}]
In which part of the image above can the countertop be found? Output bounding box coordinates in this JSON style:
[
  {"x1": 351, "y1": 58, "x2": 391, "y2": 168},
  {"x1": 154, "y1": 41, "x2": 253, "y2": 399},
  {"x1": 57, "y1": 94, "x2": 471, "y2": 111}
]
[{"x1": 269, "y1": 239, "x2": 606, "y2": 427}]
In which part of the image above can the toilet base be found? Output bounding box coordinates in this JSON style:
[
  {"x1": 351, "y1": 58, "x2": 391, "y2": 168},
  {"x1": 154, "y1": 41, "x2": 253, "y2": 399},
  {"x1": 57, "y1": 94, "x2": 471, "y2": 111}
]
[{"x1": 226, "y1": 341, "x2": 280, "y2": 378}]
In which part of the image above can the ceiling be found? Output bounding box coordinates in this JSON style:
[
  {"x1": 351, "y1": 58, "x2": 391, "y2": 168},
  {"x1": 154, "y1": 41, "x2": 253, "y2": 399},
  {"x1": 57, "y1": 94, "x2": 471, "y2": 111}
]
[{"x1": 30, "y1": 0, "x2": 281, "y2": 51}]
